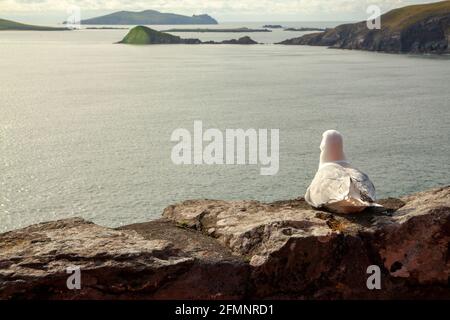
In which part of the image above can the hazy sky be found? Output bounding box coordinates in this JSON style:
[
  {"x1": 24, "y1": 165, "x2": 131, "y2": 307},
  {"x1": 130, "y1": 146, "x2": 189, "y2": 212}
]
[{"x1": 0, "y1": 0, "x2": 443, "y2": 24}]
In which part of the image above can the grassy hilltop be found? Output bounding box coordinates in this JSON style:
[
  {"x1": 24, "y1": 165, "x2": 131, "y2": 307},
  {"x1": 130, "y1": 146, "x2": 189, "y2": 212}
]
[
  {"x1": 381, "y1": 0, "x2": 450, "y2": 30},
  {"x1": 118, "y1": 26, "x2": 188, "y2": 44},
  {"x1": 0, "y1": 18, "x2": 66, "y2": 31}
]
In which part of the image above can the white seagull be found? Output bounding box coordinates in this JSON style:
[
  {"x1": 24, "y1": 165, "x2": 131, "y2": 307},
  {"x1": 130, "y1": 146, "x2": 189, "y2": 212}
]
[{"x1": 305, "y1": 130, "x2": 382, "y2": 214}]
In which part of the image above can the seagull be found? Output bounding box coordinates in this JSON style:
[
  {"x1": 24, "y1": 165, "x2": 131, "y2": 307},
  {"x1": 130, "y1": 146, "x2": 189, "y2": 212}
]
[{"x1": 305, "y1": 130, "x2": 383, "y2": 214}]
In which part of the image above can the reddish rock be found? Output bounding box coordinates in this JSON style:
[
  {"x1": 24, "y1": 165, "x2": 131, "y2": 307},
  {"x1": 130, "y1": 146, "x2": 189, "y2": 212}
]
[{"x1": 0, "y1": 187, "x2": 449, "y2": 299}]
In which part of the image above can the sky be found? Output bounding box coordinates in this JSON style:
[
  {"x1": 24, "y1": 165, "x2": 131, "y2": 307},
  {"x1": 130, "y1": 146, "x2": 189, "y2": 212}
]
[{"x1": 0, "y1": 0, "x2": 443, "y2": 24}]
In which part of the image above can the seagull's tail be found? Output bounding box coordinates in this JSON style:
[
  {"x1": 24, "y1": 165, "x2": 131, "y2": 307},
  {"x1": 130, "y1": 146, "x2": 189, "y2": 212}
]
[
  {"x1": 366, "y1": 202, "x2": 387, "y2": 214},
  {"x1": 326, "y1": 198, "x2": 385, "y2": 214}
]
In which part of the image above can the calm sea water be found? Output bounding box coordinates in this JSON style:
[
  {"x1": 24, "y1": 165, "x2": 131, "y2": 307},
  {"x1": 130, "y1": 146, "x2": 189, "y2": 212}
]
[{"x1": 1, "y1": 23, "x2": 449, "y2": 232}]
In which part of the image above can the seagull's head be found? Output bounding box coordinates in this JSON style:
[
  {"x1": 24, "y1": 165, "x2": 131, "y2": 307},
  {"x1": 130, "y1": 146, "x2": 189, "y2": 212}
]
[{"x1": 319, "y1": 130, "x2": 347, "y2": 167}]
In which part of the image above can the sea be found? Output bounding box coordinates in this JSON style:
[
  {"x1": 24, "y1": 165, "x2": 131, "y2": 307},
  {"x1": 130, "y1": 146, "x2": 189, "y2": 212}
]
[{"x1": 1, "y1": 22, "x2": 449, "y2": 232}]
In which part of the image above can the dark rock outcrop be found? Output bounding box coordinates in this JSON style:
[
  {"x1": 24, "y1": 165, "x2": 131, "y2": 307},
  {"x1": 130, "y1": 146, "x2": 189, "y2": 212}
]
[
  {"x1": 216, "y1": 36, "x2": 259, "y2": 45},
  {"x1": 162, "y1": 27, "x2": 270, "y2": 33},
  {"x1": 263, "y1": 25, "x2": 283, "y2": 29},
  {"x1": 1, "y1": 187, "x2": 449, "y2": 299},
  {"x1": 279, "y1": 1, "x2": 450, "y2": 54},
  {"x1": 284, "y1": 27, "x2": 325, "y2": 32}
]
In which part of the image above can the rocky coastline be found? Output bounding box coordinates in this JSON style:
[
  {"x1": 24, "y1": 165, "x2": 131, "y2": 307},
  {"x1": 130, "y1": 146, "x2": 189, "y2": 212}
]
[
  {"x1": 0, "y1": 186, "x2": 449, "y2": 300},
  {"x1": 279, "y1": 1, "x2": 450, "y2": 54}
]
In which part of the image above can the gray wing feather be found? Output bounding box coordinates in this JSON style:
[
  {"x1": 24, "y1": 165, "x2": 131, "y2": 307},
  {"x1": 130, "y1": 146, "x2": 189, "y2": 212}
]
[{"x1": 345, "y1": 167, "x2": 376, "y2": 202}]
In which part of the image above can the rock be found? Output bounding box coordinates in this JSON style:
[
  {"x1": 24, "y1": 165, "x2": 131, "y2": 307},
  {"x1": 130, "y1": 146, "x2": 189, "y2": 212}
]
[
  {"x1": 163, "y1": 186, "x2": 450, "y2": 299},
  {"x1": 0, "y1": 187, "x2": 449, "y2": 299},
  {"x1": 372, "y1": 187, "x2": 450, "y2": 284},
  {"x1": 263, "y1": 25, "x2": 283, "y2": 29},
  {"x1": 278, "y1": 1, "x2": 450, "y2": 54},
  {"x1": 0, "y1": 218, "x2": 247, "y2": 299},
  {"x1": 219, "y1": 36, "x2": 258, "y2": 45},
  {"x1": 284, "y1": 27, "x2": 325, "y2": 32}
]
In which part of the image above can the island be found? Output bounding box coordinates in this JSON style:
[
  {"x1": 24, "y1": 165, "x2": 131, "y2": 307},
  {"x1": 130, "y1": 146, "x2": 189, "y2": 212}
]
[
  {"x1": 73, "y1": 9, "x2": 218, "y2": 25},
  {"x1": 0, "y1": 186, "x2": 449, "y2": 299},
  {"x1": 118, "y1": 26, "x2": 259, "y2": 45},
  {"x1": 278, "y1": 1, "x2": 450, "y2": 54},
  {"x1": 284, "y1": 27, "x2": 325, "y2": 32},
  {"x1": 118, "y1": 26, "x2": 201, "y2": 44},
  {"x1": 0, "y1": 18, "x2": 66, "y2": 31},
  {"x1": 85, "y1": 27, "x2": 129, "y2": 30},
  {"x1": 204, "y1": 36, "x2": 258, "y2": 45},
  {"x1": 161, "y1": 27, "x2": 271, "y2": 33},
  {"x1": 263, "y1": 24, "x2": 283, "y2": 29}
]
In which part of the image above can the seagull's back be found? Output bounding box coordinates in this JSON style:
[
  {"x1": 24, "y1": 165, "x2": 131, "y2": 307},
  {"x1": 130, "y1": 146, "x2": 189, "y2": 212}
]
[{"x1": 305, "y1": 162, "x2": 377, "y2": 214}]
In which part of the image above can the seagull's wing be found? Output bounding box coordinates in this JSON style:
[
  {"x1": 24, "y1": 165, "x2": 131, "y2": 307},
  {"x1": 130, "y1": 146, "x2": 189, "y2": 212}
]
[
  {"x1": 345, "y1": 167, "x2": 377, "y2": 203},
  {"x1": 305, "y1": 163, "x2": 351, "y2": 208}
]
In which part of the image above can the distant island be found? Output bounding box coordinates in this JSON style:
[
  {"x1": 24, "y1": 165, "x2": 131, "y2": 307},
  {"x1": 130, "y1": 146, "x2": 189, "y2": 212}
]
[
  {"x1": 85, "y1": 27, "x2": 129, "y2": 30},
  {"x1": 204, "y1": 36, "x2": 258, "y2": 45},
  {"x1": 284, "y1": 27, "x2": 325, "y2": 32},
  {"x1": 263, "y1": 24, "x2": 283, "y2": 29},
  {"x1": 119, "y1": 26, "x2": 258, "y2": 45},
  {"x1": 279, "y1": 1, "x2": 450, "y2": 54},
  {"x1": 0, "y1": 18, "x2": 66, "y2": 31},
  {"x1": 161, "y1": 27, "x2": 271, "y2": 33},
  {"x1": 73, "y1": 10, "x2": 218, "y2": 25}
]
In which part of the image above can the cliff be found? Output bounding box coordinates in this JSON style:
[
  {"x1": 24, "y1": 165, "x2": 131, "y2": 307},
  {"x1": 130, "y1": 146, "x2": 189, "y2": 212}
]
[
  {"x1": 0, "y1": 186, "x2": 449, "y2": 299},
  {"x1": 76, "y1": 10, "x2": 217, "y2": 25},
  {"x1": 279, "y1": 1, "x2": 450, "y2": 54}
]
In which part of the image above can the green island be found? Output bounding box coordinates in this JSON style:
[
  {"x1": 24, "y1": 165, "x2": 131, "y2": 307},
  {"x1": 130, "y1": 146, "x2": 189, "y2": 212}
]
[
  {"x1": 118, "y1": 26, "x2": 200, "y2": 44},
  {"x1": 0, "y1": 18, "x2": 66, "y2": 31},
  {"x1": 119, "y1": 26, "x2": 258, "y2": 45}
]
